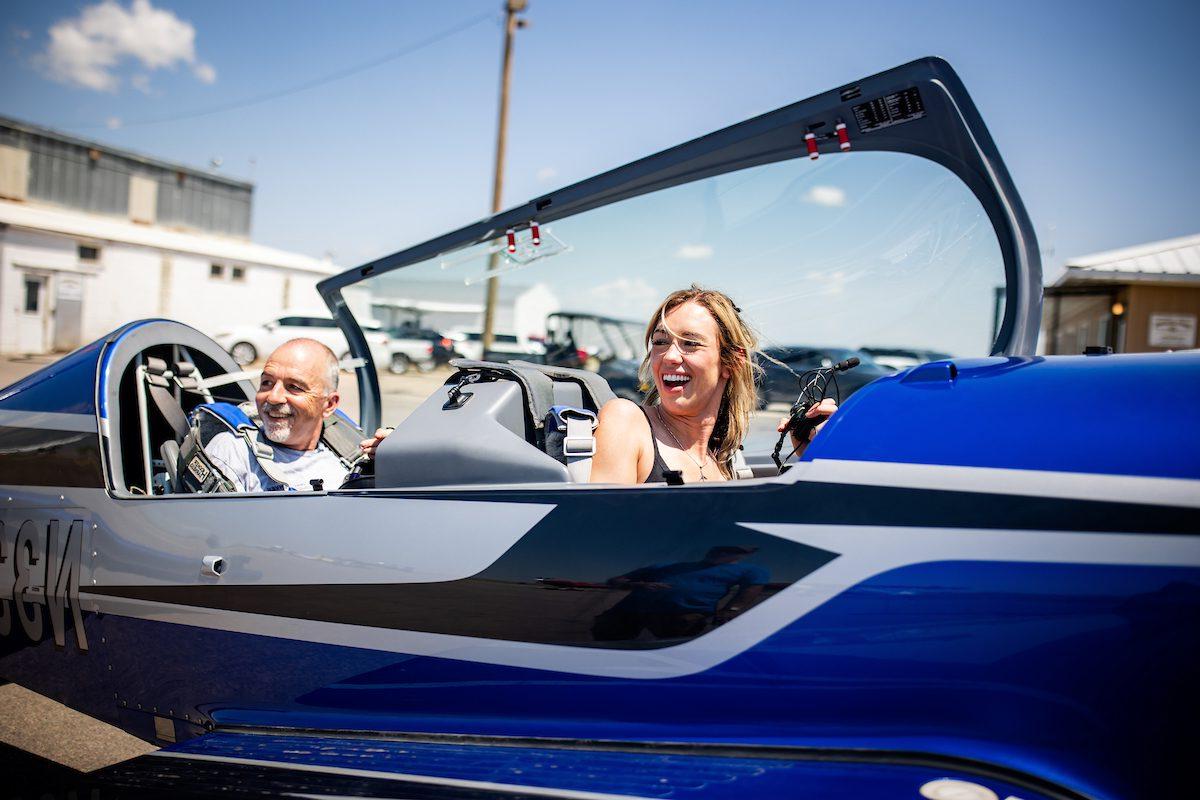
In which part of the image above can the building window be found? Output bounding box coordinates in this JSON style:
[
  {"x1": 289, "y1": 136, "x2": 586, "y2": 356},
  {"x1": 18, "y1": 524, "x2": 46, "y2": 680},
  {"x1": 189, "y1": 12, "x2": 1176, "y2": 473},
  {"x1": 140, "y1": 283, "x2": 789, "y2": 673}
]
[
  {"x1": 231, "y1": 265, "x2": 246, "y2": 282},
  {"x1": 78, "y1": 244, "x2": 100, "y2": 262},
  {"x1": 24, "y1": 279, "x2": 40, "y2": 313},
  {"x1": 210, "y1": 263, "x2": 225, "y2": 278}
]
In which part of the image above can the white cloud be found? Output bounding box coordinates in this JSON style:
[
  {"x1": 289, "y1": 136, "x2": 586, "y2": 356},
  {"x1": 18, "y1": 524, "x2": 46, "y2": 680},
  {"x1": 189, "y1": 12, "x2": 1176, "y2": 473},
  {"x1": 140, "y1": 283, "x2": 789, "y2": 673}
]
[
  {"x1": 535, "y1": 166, "x2": 557, "y2": 183},
  {"x1": 803, "y1": 185, "x2": 847, "y2": 208},
  {"x1": 105, "y1": 116, "x2": 122, "y2": 129},
  {"x1": 192, "y1": 61, "x2": 216, "y2": 84},
  {"x1": 587, "y1": 277, "x2": 660, "y2": 318},
  {"x1": 130, "y1": 73, "x2": 151, "y2": 93},
  {"x1": 808, "y1": 269, "x2": 847, "y2": 296},
  {"x1": 674, "y1": 244, "x2": 714, "y2": 260},
  {"x1": 41, "y1": 0, "x2": 214, "y2": 92}
]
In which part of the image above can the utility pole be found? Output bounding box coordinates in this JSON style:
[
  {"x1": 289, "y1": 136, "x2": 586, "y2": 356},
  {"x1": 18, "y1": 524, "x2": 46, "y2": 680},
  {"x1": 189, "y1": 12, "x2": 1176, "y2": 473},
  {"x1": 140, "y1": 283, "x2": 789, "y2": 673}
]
[{"x1": 481, "y1": 0, "x2": 528, "y2": 354}]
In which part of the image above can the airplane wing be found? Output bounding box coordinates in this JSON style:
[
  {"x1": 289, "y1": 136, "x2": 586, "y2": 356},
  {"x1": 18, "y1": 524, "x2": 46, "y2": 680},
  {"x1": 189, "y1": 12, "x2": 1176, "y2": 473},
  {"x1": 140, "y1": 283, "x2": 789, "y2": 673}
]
[{"x1": 88, "y1": 730, "x2": 1067, "y2": 800}]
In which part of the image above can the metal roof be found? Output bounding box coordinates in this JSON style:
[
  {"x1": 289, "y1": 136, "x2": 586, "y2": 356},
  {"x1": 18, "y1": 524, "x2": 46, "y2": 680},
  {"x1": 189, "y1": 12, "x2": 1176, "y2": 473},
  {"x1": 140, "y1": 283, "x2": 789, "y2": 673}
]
[
  {"x1": 0, "y1": 115, "x2": 253, "y2": 190},
  {"x1": 1054, "y1": 233, "x2": 1200, "y2": 286}
]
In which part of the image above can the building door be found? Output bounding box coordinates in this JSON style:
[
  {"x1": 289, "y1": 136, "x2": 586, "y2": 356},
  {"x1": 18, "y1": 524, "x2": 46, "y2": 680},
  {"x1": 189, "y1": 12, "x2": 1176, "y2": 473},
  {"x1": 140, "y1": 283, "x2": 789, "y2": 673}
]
[
  {"x1": 53, "y1": 274, "x2": 84, "y2": 351},
  {"x1": 16, "y1": 272, "x2": 49, "y2": 354}
]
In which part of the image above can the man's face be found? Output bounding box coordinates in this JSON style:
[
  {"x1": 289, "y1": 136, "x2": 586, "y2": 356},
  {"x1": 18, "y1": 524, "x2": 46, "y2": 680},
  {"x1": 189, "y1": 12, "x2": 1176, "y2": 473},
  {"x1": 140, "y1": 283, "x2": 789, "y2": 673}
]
[{"x1": 256, "y1": 343, "x2": 338, "y2": 451}]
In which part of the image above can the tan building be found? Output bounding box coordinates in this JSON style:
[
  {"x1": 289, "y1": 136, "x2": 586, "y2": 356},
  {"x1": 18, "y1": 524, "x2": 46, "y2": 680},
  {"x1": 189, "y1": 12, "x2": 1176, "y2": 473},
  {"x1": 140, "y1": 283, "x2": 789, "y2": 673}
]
[{"x1": 1043, "y1": 233, "x2": 1200, "y2": 354}]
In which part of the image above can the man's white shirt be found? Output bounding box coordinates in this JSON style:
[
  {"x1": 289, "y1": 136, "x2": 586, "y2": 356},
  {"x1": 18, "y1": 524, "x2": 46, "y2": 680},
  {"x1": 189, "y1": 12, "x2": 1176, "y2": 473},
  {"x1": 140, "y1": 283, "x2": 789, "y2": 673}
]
[{"x1": 204, "y1": 430, "x2": 348, "y2": 492}]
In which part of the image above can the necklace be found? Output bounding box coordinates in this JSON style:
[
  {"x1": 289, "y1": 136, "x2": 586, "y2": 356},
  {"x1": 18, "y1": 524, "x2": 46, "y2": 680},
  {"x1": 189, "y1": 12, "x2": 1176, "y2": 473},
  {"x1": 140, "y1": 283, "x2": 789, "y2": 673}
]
[{"x1": 654, "y1": 406, "x2": 712, "y2": 480}]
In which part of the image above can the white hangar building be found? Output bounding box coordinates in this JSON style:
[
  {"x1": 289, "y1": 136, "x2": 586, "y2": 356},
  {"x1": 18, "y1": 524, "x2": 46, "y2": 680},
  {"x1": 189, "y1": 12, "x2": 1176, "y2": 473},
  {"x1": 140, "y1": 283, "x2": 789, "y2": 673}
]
[{"x1": 0, "y1": 117, "x2": 336, "y2": 355}]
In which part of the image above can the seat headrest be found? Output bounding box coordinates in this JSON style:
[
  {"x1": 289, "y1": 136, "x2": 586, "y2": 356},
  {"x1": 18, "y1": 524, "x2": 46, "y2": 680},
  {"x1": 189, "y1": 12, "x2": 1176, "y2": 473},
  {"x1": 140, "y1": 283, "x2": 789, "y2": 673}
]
[{"x1": 145, "y1": 356, "x2": 170, "y2": 376}]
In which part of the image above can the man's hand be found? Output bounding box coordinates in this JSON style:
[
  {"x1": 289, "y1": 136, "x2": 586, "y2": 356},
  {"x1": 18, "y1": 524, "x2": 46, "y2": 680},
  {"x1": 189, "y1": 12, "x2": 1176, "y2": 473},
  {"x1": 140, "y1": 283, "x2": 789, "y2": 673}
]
[
  {"x1": 359, "y1": 427, "x2": 394, "y2": 460},
  {"x1": 776, "y1": 398, "x2": 839, "y2": 457}
]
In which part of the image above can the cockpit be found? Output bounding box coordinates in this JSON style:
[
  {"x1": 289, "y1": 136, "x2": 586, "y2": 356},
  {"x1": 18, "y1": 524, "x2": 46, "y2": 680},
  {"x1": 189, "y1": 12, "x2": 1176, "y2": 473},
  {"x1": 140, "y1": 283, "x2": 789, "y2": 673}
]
[{"x1": 99, "y1": 67, "x2": 1038, "y2": 498}]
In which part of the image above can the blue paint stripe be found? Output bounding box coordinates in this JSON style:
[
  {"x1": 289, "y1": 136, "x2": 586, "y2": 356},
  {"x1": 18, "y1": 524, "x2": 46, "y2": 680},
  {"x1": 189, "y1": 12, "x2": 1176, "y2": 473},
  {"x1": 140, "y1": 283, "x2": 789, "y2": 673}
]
[
  {"x1": 804, "y1": 353, "x2": 1200, "y2": 480},
  {"x1": 0, "y1": 337, "x2": 104, "y2": 415},
  {"x1": 165, "y1": 732, "x2": 1056, "y2": 800}
]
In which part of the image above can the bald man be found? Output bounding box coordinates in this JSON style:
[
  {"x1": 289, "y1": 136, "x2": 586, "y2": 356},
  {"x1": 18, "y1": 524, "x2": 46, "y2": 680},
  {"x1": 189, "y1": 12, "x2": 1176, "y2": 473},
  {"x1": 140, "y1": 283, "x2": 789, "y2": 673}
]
[{"x1": 204, "y1": 338, "x2": 351, "y2": 492}]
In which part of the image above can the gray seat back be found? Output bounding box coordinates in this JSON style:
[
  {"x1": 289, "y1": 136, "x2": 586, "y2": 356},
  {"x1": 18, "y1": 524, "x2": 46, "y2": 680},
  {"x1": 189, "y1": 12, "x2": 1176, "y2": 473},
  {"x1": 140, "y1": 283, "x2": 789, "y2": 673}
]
[
  {"x1": 508, "y1": 360, "x2": 616, "y2": 410},
  {"x1": 375, "y1": 378, "x2": 570, "y2": 488},
  {"x1": 374, "y1": 359, "x2": 621, "y2": 489}
]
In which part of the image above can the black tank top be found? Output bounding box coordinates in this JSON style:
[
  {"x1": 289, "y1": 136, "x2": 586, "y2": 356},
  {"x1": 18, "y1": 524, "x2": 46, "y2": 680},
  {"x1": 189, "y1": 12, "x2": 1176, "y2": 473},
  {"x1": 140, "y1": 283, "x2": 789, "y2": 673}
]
[{"x1": 638, "y1": 406, "x2": 675, "y2": 484}]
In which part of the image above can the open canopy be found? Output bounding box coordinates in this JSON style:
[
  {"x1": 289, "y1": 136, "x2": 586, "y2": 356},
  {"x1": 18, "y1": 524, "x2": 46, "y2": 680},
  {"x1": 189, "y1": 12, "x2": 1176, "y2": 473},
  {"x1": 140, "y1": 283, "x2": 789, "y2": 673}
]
[{"x1": 318, "y1": 58, "x2": 1040, "y2": 432}]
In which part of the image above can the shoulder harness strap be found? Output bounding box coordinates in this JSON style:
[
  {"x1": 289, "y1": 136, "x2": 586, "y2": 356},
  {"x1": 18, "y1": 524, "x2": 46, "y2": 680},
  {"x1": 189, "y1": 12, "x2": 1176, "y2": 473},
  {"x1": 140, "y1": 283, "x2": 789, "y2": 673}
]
[
  {"x1": 321, "y1": 409, "x2": 367, "y2": 469},
  {"x1": 176, "y1": 402, "x2": 253, "y2": 493},
  {"x1": 545, "y1": 405, "x2": 598, "y2": 482}
]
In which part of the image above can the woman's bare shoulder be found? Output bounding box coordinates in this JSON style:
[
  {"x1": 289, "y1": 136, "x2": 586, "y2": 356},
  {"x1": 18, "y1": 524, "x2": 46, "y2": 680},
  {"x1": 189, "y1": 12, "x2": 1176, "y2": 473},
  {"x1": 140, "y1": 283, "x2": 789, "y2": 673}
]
[
  {"x1": 597, "y1": 397, "x2": 648, "y2": 426},
  {"x1": 591, "y1": 398, "x2": 652, "y2": 484}
]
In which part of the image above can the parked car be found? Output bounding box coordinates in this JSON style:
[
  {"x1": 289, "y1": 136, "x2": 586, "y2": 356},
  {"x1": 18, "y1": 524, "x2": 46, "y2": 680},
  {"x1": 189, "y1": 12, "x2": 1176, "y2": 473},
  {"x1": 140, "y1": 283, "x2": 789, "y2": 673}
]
[
  {"x1": 213, "y1": 313, "x2": 391, "y2": 368},
  {"x1": 446, "y1": 329, "x2": 545, "y2": 363},
  {"x1": 385, "y1": 325, "x2": 460, "y2": 373},
  {"x1": 757, "y1": 346, "x2": 892, "y2": 407},
  {"x1": 384, "y1": 335, "x2": 436, "y2": 375},
  {"x1": 859, "y1": 346, "x2": 954, "y2": 371}
]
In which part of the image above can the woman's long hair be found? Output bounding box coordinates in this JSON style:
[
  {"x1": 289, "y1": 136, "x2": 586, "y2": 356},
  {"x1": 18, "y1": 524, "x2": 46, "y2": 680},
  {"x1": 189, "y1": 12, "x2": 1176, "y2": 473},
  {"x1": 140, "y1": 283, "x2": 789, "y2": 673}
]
[{"x1": 638, "y1": 285, "x2": 761, "y2": 472}]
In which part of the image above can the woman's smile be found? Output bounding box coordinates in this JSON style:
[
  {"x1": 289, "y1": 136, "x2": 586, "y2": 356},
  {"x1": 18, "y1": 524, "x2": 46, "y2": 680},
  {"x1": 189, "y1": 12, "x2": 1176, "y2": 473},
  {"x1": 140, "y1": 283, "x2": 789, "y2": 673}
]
[{"x1": 660, "y1": 372, "x2": 692, "y2": 393}]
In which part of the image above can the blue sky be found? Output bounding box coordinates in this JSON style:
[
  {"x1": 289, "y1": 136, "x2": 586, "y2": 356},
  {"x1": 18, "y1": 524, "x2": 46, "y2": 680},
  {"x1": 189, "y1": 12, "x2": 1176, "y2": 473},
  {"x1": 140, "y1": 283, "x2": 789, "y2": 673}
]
[{"x1": 2, "y1": 0, "x2": 1198, "y2": 281}]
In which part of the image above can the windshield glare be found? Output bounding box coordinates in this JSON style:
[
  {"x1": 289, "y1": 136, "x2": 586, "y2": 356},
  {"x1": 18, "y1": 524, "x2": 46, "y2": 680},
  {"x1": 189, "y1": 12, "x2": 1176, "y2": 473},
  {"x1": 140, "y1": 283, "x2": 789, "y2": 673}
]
[{"x1": 346, "y1": 151, "x2": 1005, "y2": 429}]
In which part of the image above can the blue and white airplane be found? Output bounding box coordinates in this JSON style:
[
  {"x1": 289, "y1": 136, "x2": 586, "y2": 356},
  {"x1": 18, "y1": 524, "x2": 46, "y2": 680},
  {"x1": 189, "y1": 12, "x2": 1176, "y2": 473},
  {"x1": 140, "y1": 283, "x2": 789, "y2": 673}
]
[{"x1": 1, "y1": 58, "x2": 1197, "y2": 800}]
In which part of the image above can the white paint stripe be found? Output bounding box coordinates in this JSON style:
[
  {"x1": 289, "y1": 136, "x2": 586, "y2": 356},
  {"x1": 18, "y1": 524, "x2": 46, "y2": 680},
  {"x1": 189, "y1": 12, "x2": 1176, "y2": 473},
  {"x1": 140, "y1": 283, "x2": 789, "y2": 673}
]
[
  {"x1": 0, "y1": 410, "x2": 95, "y2": 433},
  {"x1": 82, "y1": 523, "x2": 1200, "y2": 681},
  {"x1": 150, "y1": 750, "x2": 652, "y2": 800},
  {"x1": 92, "y1": 496, "x2": 556, "y2": 586},
  {"x1": 799, "y1": 458, "x2": 1200, "y2": 508}
]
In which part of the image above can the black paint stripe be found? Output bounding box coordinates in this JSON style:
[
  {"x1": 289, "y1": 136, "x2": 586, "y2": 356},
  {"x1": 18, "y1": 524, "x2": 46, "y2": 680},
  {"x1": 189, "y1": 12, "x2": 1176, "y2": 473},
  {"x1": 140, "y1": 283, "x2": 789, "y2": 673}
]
[
  {"x1": 351, "y1": 479, "x2": 1200, "y2": 535},
  {"x1": 0, "y1": 425, "x2": 104, "y2": 487},
  {"x1": 87, "y1": 579, "x2": 784, "y2": 650}
]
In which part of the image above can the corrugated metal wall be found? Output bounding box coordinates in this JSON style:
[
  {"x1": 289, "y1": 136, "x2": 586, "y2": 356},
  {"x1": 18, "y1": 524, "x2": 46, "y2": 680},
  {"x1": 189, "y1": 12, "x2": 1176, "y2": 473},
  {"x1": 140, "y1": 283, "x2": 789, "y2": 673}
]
[
  {"x1": 0, "y1": 123, "x2": 252, "y2": 237},
  {"x1": 156, "y1": 171, "x2": 252, "y2": 236},
  {"x1": 24, "y1": 134, "x2": 130, "y2": 216}
]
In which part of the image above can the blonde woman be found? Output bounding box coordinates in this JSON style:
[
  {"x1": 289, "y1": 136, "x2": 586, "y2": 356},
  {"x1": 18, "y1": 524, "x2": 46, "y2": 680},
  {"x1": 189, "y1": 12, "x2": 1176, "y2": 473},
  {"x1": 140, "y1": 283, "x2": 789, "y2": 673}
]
[{"x1": 590, "y1": 285, "x2": 836, "y2": 484}]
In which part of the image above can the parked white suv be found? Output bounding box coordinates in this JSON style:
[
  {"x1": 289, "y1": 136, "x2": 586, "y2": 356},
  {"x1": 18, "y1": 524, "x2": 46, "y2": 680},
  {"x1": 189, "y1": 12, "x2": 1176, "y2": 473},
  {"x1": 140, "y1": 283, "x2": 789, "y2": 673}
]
[
  {"x1": 446, "y1": 329, "x2": 545, "y2": 362},
  {"x1": 214, "y1": 314, "x2": 391, "y2": 368},
  {"x1": 385, "y1": 333, "x2": 437, "y2": 374}
]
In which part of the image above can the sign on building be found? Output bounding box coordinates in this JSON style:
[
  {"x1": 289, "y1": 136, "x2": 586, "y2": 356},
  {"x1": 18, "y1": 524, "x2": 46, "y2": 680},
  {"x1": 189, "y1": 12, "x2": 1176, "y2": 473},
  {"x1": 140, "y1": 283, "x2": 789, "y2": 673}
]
[{"x1": 1148, "y1": 313, "x2": 1197, "y2": 349}]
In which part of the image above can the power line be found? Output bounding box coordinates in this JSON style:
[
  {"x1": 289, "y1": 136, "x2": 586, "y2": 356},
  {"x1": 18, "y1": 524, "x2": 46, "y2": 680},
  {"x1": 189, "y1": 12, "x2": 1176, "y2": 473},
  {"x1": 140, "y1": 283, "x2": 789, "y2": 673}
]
[{"x1": 64, "y1": 11, "x2": 494, "y2": 130}]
